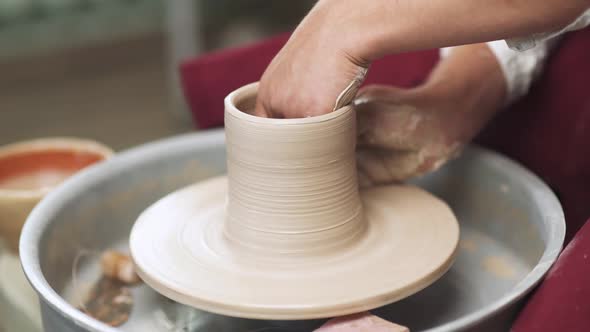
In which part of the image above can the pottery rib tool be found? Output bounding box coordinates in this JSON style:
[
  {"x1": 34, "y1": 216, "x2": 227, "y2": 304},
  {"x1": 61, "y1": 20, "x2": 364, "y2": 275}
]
[
  {"x1": 130, "y1": 83, "x2": 459, "y2": 320},
  {"x1": 334, "y1": 67, "x2": 368, "y2": 111}
]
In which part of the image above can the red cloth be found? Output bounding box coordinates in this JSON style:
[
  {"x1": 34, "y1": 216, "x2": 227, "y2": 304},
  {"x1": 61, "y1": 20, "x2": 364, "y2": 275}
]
[
  {"x1": 478, "y1": 29, "x2": 590, "y2": 243},
  {"x1": 512, "y1": 219, "x2": 590, "y2": 332},
  {"x1": 180, "y1": 27, "x2": 590, "y2": 331},
  {"x1": 180, "y1": 33, "x2": 289, "y2": 129},
  {"x1": 485, "y1": 28, "x2": 590, "y2": 331}
]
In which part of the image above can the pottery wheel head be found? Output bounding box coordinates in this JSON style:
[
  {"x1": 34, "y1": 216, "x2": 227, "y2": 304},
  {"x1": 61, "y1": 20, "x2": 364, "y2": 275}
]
[{"x1": 130, "y1": 83, "x2": 460, "y2": 320}]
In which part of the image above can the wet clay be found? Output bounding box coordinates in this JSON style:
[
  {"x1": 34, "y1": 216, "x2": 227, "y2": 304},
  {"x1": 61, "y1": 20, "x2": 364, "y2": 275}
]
[
  {"x1": 130, "y1": 83, "x2": 460, "y2": 320},
  {"x1": 482, "y1": 256, "x2": 516, "y2": 279}
]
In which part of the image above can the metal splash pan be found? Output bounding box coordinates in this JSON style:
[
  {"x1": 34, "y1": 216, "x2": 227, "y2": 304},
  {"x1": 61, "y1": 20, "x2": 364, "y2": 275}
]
[{"x1": 20, "y1": 130, "x2": 564, "y2": 332}]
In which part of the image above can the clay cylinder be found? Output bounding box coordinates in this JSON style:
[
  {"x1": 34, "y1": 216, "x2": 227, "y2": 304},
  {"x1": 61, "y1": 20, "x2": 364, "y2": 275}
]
[{"x1": 223, "y1": 83, "x2": 365, "y2": 255}]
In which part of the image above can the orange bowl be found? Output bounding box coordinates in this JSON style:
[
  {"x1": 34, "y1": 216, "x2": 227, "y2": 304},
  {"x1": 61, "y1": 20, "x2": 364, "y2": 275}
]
[{"x1": 0, "y1": 138, "x2": 113, "y2": 253}]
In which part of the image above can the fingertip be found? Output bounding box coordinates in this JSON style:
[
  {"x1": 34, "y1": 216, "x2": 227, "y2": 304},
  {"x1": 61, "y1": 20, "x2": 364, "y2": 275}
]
[
  {"x1": 356, "y1": 84, "x2": 385, "y2": 99},
  {"x1": 356, "y1": 84, "x2": 376, "y2": 98},
  {"x1": 355, "y1": 85, "x2": 405, "y2": 104}
]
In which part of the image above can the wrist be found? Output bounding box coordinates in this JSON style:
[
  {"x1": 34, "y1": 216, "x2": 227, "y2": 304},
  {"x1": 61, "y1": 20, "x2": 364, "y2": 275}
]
[
  {"x1": 314, "y1": 0, "x2": 395, "y2": 62},
  {"x1": 416, "y1": 44, "x2": 507, "y2": 141},
  {"x1": 425, "y1": 44, "x2": 507, "y2": 110}
]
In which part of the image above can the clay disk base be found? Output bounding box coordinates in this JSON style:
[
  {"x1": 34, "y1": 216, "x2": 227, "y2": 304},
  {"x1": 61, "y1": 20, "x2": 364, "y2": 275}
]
[{"x1": 130, "y1": 176, "x2": 459, "y2": 320}]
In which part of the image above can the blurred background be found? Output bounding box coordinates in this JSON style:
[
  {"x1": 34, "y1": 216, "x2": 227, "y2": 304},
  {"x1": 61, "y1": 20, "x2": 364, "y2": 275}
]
[{"x1": 0, "y1": 0, "x2": 314, "y2": 150}]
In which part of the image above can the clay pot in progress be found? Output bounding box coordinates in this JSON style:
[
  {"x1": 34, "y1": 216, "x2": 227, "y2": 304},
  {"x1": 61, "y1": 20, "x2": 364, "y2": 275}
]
[{"x1": 130, "y1": 83, "x2": 459, "y2": 320}]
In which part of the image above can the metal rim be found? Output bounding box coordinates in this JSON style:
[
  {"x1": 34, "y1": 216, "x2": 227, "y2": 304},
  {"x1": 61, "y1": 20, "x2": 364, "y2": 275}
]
[
  {"x1": 425, "y1": 148, "x2": 565, "y2": 331},
  {"x1": 20, "y1": 131, "x2": 565, "y2": 332}
]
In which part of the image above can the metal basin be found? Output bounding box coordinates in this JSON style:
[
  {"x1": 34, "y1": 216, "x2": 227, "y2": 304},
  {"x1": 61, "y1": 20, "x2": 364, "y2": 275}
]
[{"x1": 20, "y1": 130, "x2": 565, "y2": 332}]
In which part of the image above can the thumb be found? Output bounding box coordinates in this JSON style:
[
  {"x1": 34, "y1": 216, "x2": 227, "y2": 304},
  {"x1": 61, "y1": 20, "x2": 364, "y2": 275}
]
[{"x1": 355, "y1": 85, "x2": 408, "y2": 105}]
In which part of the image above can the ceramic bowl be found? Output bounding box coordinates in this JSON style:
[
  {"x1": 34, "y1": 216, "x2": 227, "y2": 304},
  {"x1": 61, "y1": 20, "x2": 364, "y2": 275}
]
[{"x1": 0, "y1": 138, "x2": 113, "y2": 252}]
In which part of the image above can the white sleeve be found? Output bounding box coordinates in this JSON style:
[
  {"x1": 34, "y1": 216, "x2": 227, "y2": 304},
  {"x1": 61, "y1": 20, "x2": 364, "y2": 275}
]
[
  {"x1": 506, "y1": 9, "x2": 590, "y2": 51},
  {"x1": 439, "y1": 8, "x2": 589, "y2": 105},
  {"x1": 485, "y1": 38, "x2": 558, "y2": 105},
  {"x1": 439, "y1": 39, "x2": 556, "y2": 105}
]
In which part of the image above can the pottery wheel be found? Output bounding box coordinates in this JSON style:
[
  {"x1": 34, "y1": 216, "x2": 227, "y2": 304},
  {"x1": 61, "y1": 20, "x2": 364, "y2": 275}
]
[
  {"x1": 130, "y1": 83, "x2": 459, "y2": 320},
  {"x1": 131, "y1": 176, "x2": 459, "y2": 320}
]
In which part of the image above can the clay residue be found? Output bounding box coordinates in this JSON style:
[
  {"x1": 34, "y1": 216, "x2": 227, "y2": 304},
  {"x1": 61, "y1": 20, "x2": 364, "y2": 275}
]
[
  {"x1": 482, "y1": 256, "x2": 516, "y2": 279},
  {"x1": 459, "y1": 238, "x2": 478, "y2": 253},
  {"x1": 79, "y1": 277, "x2": 133, "y2": 327},
  {"x1": 499, "y1": 184, "x2": 510, "y2": 193}
]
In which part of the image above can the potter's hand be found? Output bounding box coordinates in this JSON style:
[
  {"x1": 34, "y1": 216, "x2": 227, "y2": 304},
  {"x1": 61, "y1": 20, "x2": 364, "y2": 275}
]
[
  {"x1": 355, "y1": 85, "x2": 464, "y2": 186},
  {"x1": 254, "y1": 1, "x2": 370, "y2": 118},
  {"x1": 356, "y1": 44, "x2": 507, "y2": 186},
  {"x1": 254, "y1": 0, "x2": 585, "y2": 119}
]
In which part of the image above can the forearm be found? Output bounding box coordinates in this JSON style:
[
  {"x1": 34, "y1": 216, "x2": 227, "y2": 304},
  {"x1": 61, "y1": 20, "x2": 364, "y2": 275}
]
[
  {"x1": 423, "y1": 44, "x2": 506, "y2": 140},
  {"x1": 316, "y1": 0, "x2": 588, "y2": 60}
]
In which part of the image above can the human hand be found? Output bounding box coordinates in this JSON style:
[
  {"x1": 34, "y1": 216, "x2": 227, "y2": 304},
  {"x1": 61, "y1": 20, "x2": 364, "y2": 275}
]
[
  {"x1": 355, "y1": 43, "x2": 506, "y2": 186},
  {"x1": 254, "y1": 0, "x2": 370, "y2": 118},
  {"x1": 355, "y1": 85, "x2": 467, "y2": 186},
  {"x1": 254, "y1": 0, "x2": 582, "y2": 119}
]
